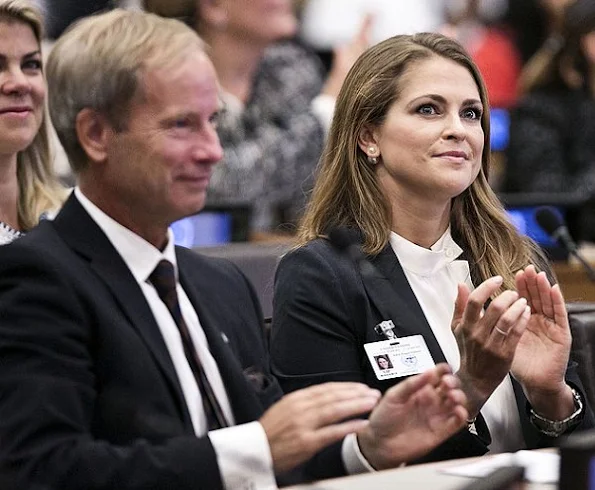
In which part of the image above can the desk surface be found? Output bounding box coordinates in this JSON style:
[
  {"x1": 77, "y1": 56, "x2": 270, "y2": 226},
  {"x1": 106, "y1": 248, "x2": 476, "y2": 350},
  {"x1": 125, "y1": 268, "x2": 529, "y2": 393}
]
[
  {"x1": 286, "y1": 453, "x2": 556, "y2": 490},
  {"x1": 552, "y1": 260, "x2": 595, "y2": 302}
]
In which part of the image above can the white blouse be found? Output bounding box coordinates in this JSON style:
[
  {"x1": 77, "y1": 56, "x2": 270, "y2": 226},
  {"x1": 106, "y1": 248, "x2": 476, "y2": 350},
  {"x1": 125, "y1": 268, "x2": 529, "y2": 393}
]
[
  {"x1": 389, "y1": 228, "x2": 525, "y2": 453},
  {"x1": 0, "y1": 221, "x2": 24, "y2": 246}
]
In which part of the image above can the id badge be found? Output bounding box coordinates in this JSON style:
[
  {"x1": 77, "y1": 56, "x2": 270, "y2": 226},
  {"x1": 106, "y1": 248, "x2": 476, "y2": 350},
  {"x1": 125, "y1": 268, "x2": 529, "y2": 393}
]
[{"x1": 364, "y1": 335, "x2": 435, "y2": 380}]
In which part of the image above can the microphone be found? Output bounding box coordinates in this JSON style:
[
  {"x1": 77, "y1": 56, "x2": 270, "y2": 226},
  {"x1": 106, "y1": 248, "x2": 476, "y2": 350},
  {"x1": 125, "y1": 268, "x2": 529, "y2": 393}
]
[
  {"x1": 535, "y1": 206, "x2": 577, "y2": 253},
  {"x1": 535, "y1": 206, "x2": 595, "y2": 282}
]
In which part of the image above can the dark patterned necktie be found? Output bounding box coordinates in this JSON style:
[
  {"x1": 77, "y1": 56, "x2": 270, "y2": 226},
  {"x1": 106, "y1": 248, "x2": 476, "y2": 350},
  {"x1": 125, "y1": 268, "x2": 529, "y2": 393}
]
[{"x1": 149, "y1": 259, "x2": 228, "y2": 430}]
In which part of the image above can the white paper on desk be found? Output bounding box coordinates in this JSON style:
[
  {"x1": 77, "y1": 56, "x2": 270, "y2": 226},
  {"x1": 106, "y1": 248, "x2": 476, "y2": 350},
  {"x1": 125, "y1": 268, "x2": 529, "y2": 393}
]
[{"x1": 440, "y1": 450, "x2": 559, "y2": 484}]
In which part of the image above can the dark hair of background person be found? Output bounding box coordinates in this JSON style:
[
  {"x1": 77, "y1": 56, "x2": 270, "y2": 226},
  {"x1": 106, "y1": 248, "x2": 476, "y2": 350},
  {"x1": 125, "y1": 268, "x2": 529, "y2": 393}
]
[
  {"x1": 503, "y1": 0, "x2": 551, "y2": 63},
  {"x1": 520, "y1": 0, "x2": 595, "y2": 94},
  {"x1": 142, "y1": 0, "x2": 194, "y2": 25}
]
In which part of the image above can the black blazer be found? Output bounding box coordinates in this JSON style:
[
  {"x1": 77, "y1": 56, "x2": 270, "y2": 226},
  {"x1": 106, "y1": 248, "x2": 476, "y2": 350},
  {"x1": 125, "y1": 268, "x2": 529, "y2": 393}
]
[
  {"x1": 0, "y1": 195, "x2": 342, "y2": 489},
  {"x1": 271, "y1": 237, "x2": 595, "y2": 462}
]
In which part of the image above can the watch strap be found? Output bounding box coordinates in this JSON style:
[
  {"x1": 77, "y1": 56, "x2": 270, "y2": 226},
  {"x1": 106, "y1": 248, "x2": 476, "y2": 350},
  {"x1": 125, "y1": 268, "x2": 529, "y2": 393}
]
[{"x1": 529, "y1": 387, "x2": 584, "y2": 438}]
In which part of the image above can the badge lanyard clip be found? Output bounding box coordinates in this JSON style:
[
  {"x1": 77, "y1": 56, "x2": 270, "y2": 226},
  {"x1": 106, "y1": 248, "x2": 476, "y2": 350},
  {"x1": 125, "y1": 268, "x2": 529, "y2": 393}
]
[{"x1": 374, "y1": 320, "x2": 397, "y2": 340}]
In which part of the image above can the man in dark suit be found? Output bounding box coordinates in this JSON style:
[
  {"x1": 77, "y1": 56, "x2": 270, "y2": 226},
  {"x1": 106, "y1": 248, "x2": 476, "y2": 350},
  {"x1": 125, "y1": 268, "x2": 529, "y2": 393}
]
[{"x1": 0, "y1": 8, "x2": 469, "y2": 489}]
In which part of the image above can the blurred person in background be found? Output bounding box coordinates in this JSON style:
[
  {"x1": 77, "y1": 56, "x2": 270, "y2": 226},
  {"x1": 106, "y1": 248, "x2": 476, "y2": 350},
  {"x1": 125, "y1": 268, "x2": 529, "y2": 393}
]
[
  {"x1": 440, "y1": 0, "x2": 522, "y2": 108},
  {"x1": 515, "y1": 0, "x2": 576, "y2": 93},
  {"x1": 298, "y1": 0, "x2": 444, "y2": 71},
  {"x1": 299, "y1": 0, "x2": 444, "y2": 51},
  {"x1": 145, "y1": 0, "x2": 370, "y2": 233},
  {"x1": 300, "y1": 0, "x2": 521, "y2": 108},
  {"x1": 503, "y1": 0, "x2": 595, "y2": 207},
  {"x1": 505, "y1": 0, "x2": 576, "y2": 65},
  {"x1": 538, "y1": 0, "x2": 577, "y2": 37},
  {"x1": 0, "y1": 0, "x2": 65, "y2": 245}
]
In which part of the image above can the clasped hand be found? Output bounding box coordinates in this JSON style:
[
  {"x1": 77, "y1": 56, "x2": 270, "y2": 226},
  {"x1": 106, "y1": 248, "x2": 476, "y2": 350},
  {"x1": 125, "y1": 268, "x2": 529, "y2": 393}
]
[{"x1": 452, "y1": 265, "x2": 572, "y2": 419}]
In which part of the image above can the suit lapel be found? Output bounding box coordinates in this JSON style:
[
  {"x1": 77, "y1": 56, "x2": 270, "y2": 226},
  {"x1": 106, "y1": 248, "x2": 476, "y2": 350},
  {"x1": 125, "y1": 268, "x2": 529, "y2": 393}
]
[
  {"x1": 367, "y1": 245, "x2": 447, "y2": 364},
  {"x1": 177, "y1": 255, "x2": 265, "y2": 424},
  {"x1": 53, "y1": 195, "x2": 190, "y2": 425}
]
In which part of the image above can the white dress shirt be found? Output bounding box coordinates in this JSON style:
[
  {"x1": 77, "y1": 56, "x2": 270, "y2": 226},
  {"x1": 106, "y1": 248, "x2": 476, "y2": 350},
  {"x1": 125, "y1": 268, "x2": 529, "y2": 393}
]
[
  {"x1": 75, "y1": 188, "x2": 277, "y2": 490},
  {"x1": 389, "y1": 228, "x2": 525, "y2": 453}
]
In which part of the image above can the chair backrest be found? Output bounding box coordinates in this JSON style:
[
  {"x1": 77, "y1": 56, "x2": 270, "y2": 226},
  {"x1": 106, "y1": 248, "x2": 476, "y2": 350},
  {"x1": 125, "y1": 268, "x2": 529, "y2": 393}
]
[
  {"x1": 567, "y1": 302, "x2": 595, "y2": 410},
  {"x1": 194, "y1": 242, "x2": 291, "y2": 319}
]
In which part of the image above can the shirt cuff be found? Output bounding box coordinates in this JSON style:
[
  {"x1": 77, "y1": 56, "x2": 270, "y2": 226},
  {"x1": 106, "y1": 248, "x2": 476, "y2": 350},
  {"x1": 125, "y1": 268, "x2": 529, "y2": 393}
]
[
  {"x1": 341, "y1": 433, "x2": 376, "y2": 474},
  {"x1": 209, "y1": 421, "x2": 278, "y2": 490},
  {"x1": 310, "y1": 94, "x2": 336, "y2": 134}
]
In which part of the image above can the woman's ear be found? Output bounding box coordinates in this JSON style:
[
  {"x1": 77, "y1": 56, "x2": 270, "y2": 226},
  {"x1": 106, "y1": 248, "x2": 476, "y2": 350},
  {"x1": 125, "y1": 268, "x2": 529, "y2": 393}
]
[
  {"x1": 75, "y1": 108, "x2": 112, "y2": 165},
  {"x1": 357, "y1": 126, "x2": 380, "y2": 159}
]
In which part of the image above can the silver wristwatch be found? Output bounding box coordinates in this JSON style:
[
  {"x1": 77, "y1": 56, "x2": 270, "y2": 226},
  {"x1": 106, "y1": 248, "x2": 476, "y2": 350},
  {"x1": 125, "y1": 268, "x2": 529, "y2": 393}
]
[{"x1": 529, "y1": 387, "x2": 584, "y2": 437}]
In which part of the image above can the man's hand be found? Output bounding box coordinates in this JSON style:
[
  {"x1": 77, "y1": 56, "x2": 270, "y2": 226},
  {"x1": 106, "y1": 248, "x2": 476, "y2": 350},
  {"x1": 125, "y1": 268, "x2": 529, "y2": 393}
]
[
  {"x1": 357, "y1": 364, "x2": 468, "y2": 470},
  {"x1": 260, "y1": 382, "x2": 380, "y2": 474}
]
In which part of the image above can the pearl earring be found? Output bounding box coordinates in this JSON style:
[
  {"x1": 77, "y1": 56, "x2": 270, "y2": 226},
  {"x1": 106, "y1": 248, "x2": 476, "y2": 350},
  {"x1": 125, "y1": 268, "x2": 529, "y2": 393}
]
[{"x1": 367, "y1": 146, "x2": 378, "y2": 165}]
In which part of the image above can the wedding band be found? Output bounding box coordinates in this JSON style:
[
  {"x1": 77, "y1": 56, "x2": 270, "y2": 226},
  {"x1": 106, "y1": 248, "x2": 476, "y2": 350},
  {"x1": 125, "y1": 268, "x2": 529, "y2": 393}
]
[{"x1": 494, "y1": 326, "x2": 509, "y2": 336}]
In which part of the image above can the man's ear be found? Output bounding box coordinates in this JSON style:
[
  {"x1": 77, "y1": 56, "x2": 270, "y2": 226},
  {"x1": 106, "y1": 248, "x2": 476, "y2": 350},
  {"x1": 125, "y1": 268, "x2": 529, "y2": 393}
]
[
  {"x1": 75, "y1": 108, "x2": 113, "y2": 165},
  {"x1": 357, "y1": 125, "x2": 380, "y2": 157},
  {"x1": 198, "y1": 0, "x2": 228, "y2": 29}
]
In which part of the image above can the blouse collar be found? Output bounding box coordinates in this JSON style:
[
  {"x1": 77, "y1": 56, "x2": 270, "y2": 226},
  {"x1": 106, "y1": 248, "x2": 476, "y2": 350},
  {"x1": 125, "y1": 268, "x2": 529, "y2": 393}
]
[
  {"x1": 0, "y1": 221, "x2": 24, "y2": 245},
  {"x1": 388, "y1": 227, "x2": 464, "y2": 276}
]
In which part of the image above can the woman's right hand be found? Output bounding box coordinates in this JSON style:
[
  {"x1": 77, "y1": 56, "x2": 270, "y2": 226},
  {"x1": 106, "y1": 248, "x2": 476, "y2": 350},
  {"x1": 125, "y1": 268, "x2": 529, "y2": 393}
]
[{"x1": 451, "y1": 276, "x2": 531, "y2": 418}]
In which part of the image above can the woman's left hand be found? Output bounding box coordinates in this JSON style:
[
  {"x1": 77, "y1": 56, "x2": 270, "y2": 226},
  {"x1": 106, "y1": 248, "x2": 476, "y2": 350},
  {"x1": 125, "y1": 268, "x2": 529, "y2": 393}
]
[{"x1": 511, "y1": 265, "x2": 575, "y2": 419}]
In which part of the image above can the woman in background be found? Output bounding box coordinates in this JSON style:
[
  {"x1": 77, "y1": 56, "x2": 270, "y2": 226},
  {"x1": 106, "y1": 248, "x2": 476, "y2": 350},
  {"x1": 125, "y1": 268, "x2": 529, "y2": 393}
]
[
  {"x1": 271, "y1": 32, "x2": 593, "y2": 465},
  {"x1": 144, "y1": 0, "x2": 369, "y2": 232},
  {"x1": 0, "y1": 0, "x2": 65, "y2": 245},
  {"x1": 504, "y1": 0, "x2": 594, "y2": 197},
  {"x1": 439, "y1": 0, "x2": 522, "y2": 108}
]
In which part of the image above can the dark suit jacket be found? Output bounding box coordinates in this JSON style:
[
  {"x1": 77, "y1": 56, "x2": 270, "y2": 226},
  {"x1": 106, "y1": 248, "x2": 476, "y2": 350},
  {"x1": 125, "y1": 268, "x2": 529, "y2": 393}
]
[
  {"x1": 271, "y1": 237, "x2": 595, "y2": 462},
  {"x1": 0, "y1": 195, "x2": 343, "y2": 489}
]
